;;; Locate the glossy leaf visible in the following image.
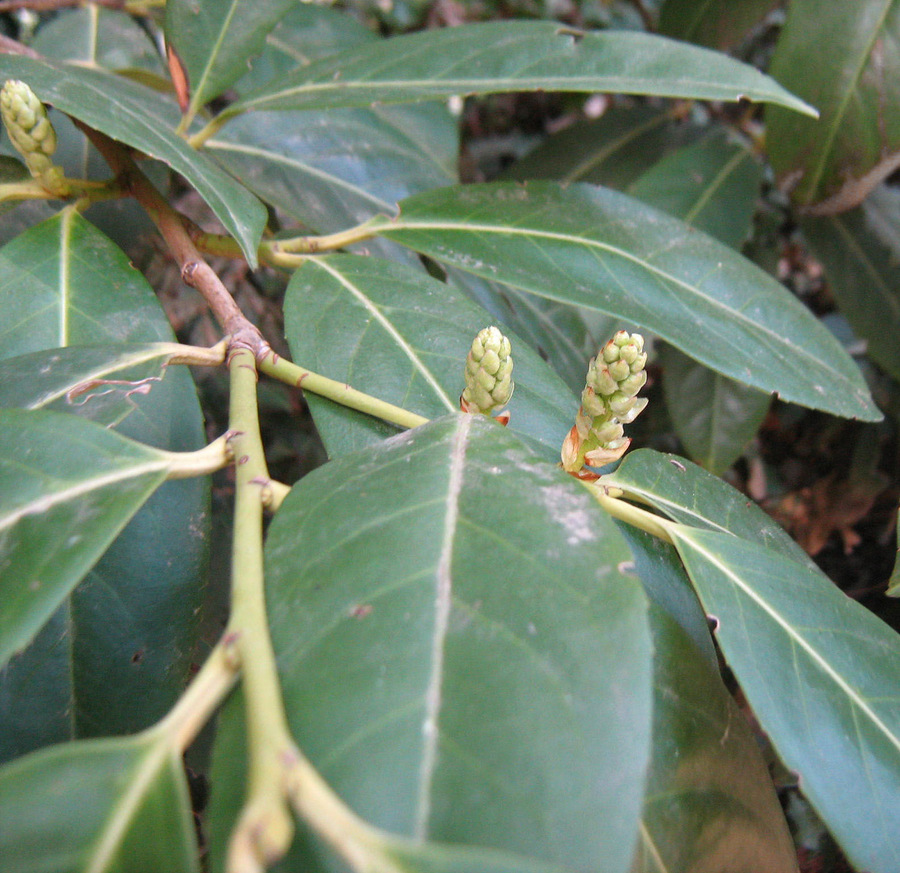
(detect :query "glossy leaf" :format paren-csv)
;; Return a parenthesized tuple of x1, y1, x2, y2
(372, 182, 879, 421)
(0, 212, 207, 748)
(508, 104, 703, 189)
(0, 410, 170, 668)
(603, 448, 814, 566)
(284, 254, 576, 458)
(165, 0, 296, 121)
(0, 54, 266, 263)
(0, 732, 198, 873)
(658, 0, 778, 50)
(802, 208, 900, 383)
(224, 21, 816, 118)
(670, 525, 900, 873)
(0, 343, 193, 427)
(767, 0, 900, 211)
(628, 134, 771, 472)
(212, 415, 652, 872)
(623, 529, 796, 873)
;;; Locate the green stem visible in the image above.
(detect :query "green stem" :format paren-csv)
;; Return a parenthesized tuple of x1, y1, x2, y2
(164, 433, 232, 479)
(587, 483, 676, 545)
(151, 641, 239, 752)
(258, 350, 429, 431)
(187, 113, 229, 149)
(263, 221, 378, 256)
(224, 348, 297, 869)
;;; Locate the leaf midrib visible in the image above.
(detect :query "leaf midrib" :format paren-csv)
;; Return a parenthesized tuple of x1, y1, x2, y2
(675, 529, 900, 756)
(382, 218, 853, 388)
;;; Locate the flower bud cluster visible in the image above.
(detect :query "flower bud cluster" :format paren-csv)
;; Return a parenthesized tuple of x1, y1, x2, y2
(562, 331, 648, 473)
(461, 326, 514, 416)
(0, 80, 68, 195)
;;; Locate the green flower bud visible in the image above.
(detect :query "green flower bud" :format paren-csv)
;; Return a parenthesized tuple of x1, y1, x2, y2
(561, 331, 648, 475)
(461, 326, 514, 417)
(1, 80, 67, 196)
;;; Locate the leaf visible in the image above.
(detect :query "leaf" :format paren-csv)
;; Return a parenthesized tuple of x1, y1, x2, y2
(657, 342, 771, 474)
(507, 104, 704, 189)
(0, 410, 171, 668)
(0, 732, 198, 873)
(205, 102, 456, 238)
(0, 212, 208, 747)
(223, 21, 816, 118)
(622, 528, 797, 873)
(371, 182, 880, 421)
(801, 208, 900, 383)
(626, 133, 771, 472)
(603, 448, 814, 566)
(0, 343, 193, 427)
(32, 6, 164, 74)
(766, 0, 900, 212)
(669, 525, 900, 873)
(210, 415, 653, 873)
(658, 0, 779, 50)
(0, 54, 266, 264)
(165, 0, 297, 123)
(283, 254, 576, 458)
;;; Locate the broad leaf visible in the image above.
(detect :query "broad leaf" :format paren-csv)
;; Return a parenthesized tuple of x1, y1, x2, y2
(223, 21, 815, 118)
(508, 104, 703, 189)
(0, 732, 198, 873)
(767, 0, 900, 211)
(210, 415, 652, 873)
(670, 525, 900, 873)
(284, 255, 576, 458)
(0, 213, 207, 748)
(623, 529, 797, 873)
(0, 343, 193, 427)
(0, 54, 266, 263)
(165, 0, 296, 123)
(371, 182, 879, 421)
(0, 410, 170, 668)
(658, 0, 778, 50)
(802, 208, 900, 383)
(628, 134, 771, 472)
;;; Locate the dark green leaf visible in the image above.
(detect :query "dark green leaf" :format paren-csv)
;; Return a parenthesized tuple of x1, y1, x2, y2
(0, 410, 170, 668)
(658, 343, 771, 474)
(658, 0, 778, 50)
(0, 213, 207, 748)
(284, 255, 576, 458)
(224, 21, 815, 118)
(0, 343, 192, 427)
(767, 0, 900, 211)
(33, 6, 164, 74)
(0, 733, 198, 873)
(802, 208, 900, 382)
(623, 529, 797, 873)
(507, 104, 703, 189)
(372, 182, 879, 421)
(0, 55, 266, 263)
(235, 415, 651, 872)
(165, 0, 297, 122)
(670, 525, 900, 873)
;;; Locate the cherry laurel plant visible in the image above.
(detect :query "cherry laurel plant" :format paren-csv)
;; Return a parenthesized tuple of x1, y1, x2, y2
(0, 3, 899, 873)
